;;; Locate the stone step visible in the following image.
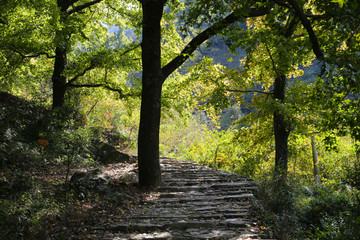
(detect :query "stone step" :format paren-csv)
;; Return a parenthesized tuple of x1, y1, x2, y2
(154, 193, 254, 204)
(108, 219, 249, 232)
(158, 185, 255, 192)
(158, 190, 251, 199)
(92, 229, 269, 240)
(126, 212, 250, 221)
(132, 205, 251, 213)
(139, 201, 252, 210)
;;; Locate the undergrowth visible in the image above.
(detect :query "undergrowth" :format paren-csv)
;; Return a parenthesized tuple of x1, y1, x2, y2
(0, 92, 139, 239)
(252, 173, 360, 240)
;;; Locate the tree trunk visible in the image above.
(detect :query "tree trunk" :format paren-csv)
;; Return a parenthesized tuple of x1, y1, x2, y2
(51, 1, 70, 109)
(311, 135, 321, 185)
(138, 83, 163, 189)
(273, 74, 290, 181)
(138, 0, 166, 189)
(51, 47, 67, 109)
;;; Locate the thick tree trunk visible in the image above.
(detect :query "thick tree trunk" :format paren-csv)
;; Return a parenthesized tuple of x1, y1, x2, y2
(273, 74, 290, 180)
(138, 0, 165, 189)
(138, 83, 163, 188)
(51, 47, 67, 109)
(51, 1, 70, 109)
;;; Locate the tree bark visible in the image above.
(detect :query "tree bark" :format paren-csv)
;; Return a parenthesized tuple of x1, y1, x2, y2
(52, 47, 67, 109)
(273, 74, 290, 180)
(51, 0, 70, 109)
(137, 0, 166, 189)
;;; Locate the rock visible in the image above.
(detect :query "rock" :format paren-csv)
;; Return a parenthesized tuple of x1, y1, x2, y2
(70, 169, 111, 197)
(118, 172, 137, 185)
(94, 141, 135, 164)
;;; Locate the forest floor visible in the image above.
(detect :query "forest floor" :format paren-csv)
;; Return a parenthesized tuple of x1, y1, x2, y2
(1, 153, 274, 239)
(1, 156, 275, 239)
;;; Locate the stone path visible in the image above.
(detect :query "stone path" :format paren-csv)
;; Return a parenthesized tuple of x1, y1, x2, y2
(89, 158, 273, 240)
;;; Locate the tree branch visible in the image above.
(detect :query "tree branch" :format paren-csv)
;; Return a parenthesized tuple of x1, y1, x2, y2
(67, 45, 140, 87)
(226, 89, 273, 95)
(17, 51, 55, 59)
(120, 43, 141, 56)
(265, 43, 281, 78)
(67, 68, 138, 99)
(278, 2, 357, 72)
(8, 46, 55, 59)
(103, 85, 133, 99)
(284, 16, 299, 38)
(286, 0, 324, 60)
(67, 0, 103, 15)
(66, 64, 96, 85)
(67, 83, 135, 99)
(68, 83, 103, 88)
(161, 5, 273, 81)
(305, 14, 331, 20)
(291, 34, 304, 39)
(87, 99, 98, 115)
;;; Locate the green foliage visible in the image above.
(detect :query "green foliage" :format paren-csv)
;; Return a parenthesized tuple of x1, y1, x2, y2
(252, 175, 299, 239)
(345, 163, 360, 189)
(298, 184, 360, 240)
(159, 106, 275, 178)
(83, 92, 140, 154)
(253, 177, 360, 240)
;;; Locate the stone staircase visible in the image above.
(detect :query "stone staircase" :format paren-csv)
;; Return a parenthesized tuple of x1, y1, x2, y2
(88, 158, 273, 240)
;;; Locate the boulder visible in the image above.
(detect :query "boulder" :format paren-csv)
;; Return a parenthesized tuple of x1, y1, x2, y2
(94, 141, 135, 164)
(70, 169, 110, 198)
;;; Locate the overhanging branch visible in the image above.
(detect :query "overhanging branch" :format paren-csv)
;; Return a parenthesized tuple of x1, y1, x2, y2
(103, 85, 133, 99)
(66, 44, 140, 92)
(120, 43, 141, 56)
(161, 4, 273, 82)
(68, 83, 103, 88)
(66, 64, 96, 85)
(68, 0, 103, 15)
(226, 89, 273, 95)
(282, 1, 358, 72)
(286, 0, 324, 60)
(67, 83, 134, 99)
(8, 46, 55, 59)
